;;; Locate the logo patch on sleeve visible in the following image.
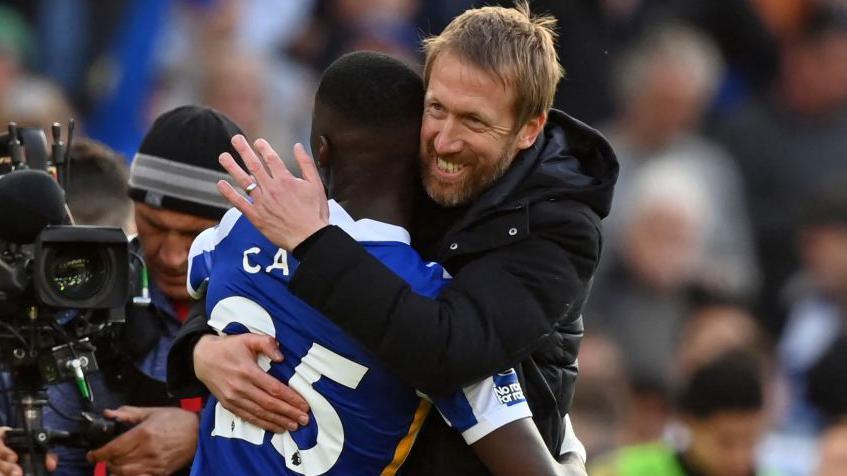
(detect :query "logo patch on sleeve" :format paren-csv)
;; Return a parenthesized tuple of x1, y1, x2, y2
(493, 369, 526, 406)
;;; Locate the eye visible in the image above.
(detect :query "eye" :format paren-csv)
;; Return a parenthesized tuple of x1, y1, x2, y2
(428, 101, 445, 114)
(465, 115, 487, 129)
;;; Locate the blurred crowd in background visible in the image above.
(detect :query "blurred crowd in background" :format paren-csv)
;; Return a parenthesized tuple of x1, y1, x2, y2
(1, 0, 847, 475)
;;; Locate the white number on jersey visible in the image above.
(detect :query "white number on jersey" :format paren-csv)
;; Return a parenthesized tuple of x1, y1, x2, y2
(207, 296, 369, 475)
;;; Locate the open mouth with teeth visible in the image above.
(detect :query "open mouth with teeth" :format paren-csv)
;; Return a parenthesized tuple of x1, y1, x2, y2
(436, 157, 466, 175)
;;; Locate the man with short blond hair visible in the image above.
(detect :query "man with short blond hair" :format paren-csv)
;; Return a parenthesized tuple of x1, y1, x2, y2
(422, 3, 563, 129)
(171, 3, 618, 473)
(417, 2, 565, 209)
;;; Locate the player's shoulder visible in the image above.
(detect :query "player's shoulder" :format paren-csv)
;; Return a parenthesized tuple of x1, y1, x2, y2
(375, 243, 451, 297)
(330, 200, 451, 294)
(191, 207, 244, 252)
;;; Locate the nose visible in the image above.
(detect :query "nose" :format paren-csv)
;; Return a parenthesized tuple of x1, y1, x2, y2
(433, 117, 463, 156)
(158, 232, 189, 271)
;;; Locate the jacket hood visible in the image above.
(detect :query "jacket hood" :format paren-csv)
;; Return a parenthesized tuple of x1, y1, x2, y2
(470, 109, 619, 219)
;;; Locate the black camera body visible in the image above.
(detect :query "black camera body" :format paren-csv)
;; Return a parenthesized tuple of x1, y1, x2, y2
(0, 122, 134, 476)
(0, 227, 130, 311)
(35, 226, 129, 309)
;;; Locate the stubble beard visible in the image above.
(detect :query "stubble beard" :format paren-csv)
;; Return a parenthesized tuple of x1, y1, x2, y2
(422, 141, 516, 208)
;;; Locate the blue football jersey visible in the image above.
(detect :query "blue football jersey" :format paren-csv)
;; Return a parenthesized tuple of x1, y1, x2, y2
(186, 201, 531, 476)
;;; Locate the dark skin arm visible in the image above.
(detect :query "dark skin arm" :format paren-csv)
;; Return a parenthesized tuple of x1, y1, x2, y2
(472, 419, 587, 476)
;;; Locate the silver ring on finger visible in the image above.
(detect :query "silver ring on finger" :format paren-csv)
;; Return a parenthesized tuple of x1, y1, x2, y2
(244, 182, 258, 195)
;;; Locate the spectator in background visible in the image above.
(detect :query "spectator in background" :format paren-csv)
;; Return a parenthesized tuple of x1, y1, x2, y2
(155, 0, 315, 68)
(590, 352, 769, 476)
(714, 4, 847, 332)
(0, 76, 74, 138)
(776, 175, 847, 435)
(586, 284, 770, 450)
(587, 159, 710, 386)
(603, 22, 758, 297)
(200, 53, 265, 142)
(195, 50, 313, 174)
(65, 138, 134, 233)
(585, 160, 711, 445)
(544, 294, 772, 467)
(674, 293, 767, 382)
(153, 2, 317, 171)
(286, 0, 422, 72)
(76, 0, 311, 159)
(154, 46, 314, 175)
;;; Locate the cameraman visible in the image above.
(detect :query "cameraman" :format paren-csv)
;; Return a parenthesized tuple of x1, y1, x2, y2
(0, 106, 279, 476)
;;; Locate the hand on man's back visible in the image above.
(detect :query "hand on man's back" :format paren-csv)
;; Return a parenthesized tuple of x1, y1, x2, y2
(194, 333, 311, 433)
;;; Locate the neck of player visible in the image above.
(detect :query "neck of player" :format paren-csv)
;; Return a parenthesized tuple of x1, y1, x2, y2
(331, 173, 418, 231)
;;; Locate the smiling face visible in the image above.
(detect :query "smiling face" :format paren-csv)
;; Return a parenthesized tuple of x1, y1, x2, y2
(420, 52, 545, 207)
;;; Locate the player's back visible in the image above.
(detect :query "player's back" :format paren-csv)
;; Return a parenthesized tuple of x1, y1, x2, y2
(187, 202, 449, 475)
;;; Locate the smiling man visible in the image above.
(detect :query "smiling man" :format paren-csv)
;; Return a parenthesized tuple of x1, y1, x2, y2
(170, 3, 618, 474)
(420, 42, 548, 208)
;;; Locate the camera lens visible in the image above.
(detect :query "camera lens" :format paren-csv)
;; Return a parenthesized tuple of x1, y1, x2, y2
(34, 226, 129, 308)
(44, 245, 110, 301)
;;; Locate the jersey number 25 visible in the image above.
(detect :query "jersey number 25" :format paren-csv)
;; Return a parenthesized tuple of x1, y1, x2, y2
(208, 296, 369, 475)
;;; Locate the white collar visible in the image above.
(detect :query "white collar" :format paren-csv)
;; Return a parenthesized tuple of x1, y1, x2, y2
(328, 199, 411, 244)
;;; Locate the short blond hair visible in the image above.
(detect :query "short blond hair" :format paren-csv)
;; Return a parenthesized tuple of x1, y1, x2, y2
(423, 1, 564, 128)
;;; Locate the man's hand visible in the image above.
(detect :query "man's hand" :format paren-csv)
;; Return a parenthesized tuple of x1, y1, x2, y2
(194, 334, 310, 433)
(87, 407, 197, 476)
(0, 428, 20, 476)
(217, 135, 329, 251)
(0, 427, 58, 476)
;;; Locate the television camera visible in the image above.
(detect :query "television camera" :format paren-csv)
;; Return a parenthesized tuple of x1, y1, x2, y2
(0, 122, 141, 476)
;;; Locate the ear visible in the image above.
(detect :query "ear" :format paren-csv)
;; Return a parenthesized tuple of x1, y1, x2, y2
(515, 112, 547, 151)
(315, 135, 332, 189)
(317, 135, 331, 168)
